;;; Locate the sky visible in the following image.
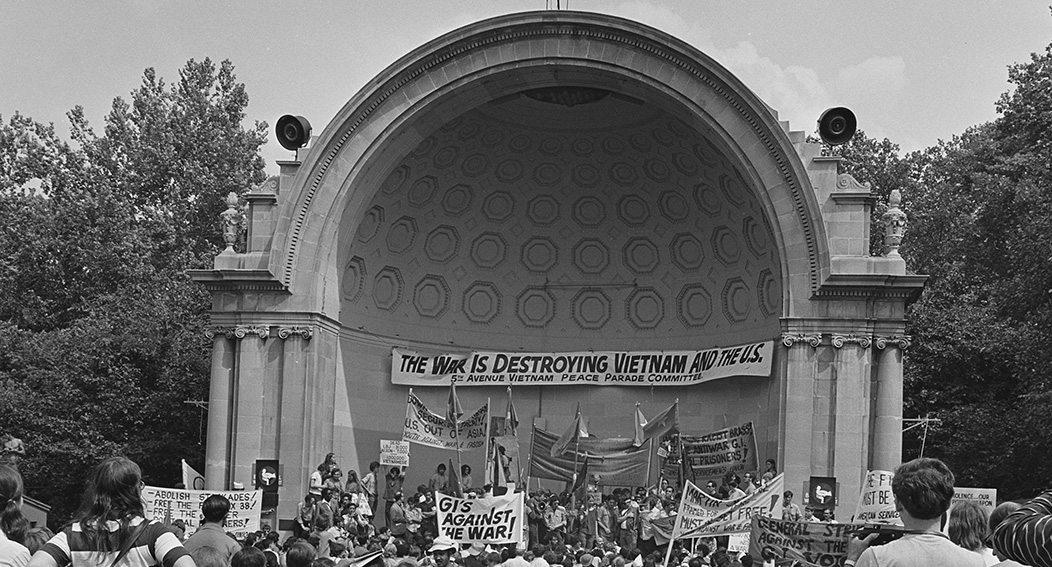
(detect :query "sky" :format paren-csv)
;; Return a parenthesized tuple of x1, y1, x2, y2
(2, 1, 1049, 174)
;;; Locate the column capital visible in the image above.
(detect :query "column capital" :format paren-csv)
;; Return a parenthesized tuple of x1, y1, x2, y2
(874, 335, 912, 350)
(781, 333, 822, 348)
(830, 334, 872, 349)
(277, 326, 314, 340)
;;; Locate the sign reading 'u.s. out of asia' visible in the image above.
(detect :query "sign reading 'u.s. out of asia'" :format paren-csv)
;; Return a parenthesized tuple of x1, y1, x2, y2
(391, 341, 773, 387)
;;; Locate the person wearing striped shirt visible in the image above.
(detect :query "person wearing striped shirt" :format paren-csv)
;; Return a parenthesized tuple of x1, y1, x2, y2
(992, 489, 1052, 567)
(28, 457, 194, 567)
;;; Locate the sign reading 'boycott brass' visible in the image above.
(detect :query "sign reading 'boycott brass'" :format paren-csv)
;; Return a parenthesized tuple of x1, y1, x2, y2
(391, 342, 773, 387)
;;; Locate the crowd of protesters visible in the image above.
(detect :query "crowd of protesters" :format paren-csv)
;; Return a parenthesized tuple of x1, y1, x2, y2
(6, 456, 1052, 567)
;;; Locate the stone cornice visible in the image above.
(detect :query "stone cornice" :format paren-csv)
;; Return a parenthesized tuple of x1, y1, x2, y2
(830, 334, 872, 349)
(187, 268, 289, 293)
(814, 273, 927, 302)
(781, 333, 822, 348)
(780, 332, 911, 350)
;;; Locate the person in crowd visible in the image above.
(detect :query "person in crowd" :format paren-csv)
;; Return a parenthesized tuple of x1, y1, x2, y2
(782, 491, 801, 522)
(615, 489, 638, 551)
(595, 494, 612, 545)
(428, 466, 447, 496)
(948, 501, 996, 565)
(23, 529, 54, 556)
(189, 547, 227, 567)
(325, 470, 344, 497)
(801, 507, 819, 522)
(311, 463, 328, 498)
(741, 473, 758, 496)
(847, 457, 984, 567)
(427, 536, 456, 567)
(502, 547, 530, 567)
(0, 464, 30, 567)
(232, 548, 267, 567)
(703, 482, 718, 498)
(298, 494, 320, 538)
(545, 496, 568, 544)
(346, 471, 362, 496)
(725, 479, 745, 501)
(288, 542, 318, 567)
(28, 456, 194, 567)
(987, 502, 1025, 567)
(362, 462, 381, 525)
(460, 466, 472, 493)
(314, 514, 341, 558)
(316, 489, 336, 532)
(183, 494, 241, 559)
(820, 508, 837, 524)
(384, 467, 406, 529)
(389, 493, 408, 539)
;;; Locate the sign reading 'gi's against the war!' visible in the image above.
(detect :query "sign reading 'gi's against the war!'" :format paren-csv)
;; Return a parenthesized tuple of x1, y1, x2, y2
(391, 341, 772, 387)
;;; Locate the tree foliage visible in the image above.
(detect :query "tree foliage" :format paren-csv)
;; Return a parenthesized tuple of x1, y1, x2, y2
(0, 58, 266, 526)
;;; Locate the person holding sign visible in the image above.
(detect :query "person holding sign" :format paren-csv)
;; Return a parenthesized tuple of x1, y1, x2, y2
(845, 458, 984, 567)
(29, 457, 195, 567)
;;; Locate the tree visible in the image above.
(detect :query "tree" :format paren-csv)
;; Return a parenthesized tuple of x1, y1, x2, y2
(0, 58, 266, 526)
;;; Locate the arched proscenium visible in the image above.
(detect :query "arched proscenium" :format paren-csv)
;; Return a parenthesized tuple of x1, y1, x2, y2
(267, 12, 828, 317)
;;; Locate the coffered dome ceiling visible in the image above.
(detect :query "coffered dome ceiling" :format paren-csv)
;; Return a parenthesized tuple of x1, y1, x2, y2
(338, 88, 782, 350)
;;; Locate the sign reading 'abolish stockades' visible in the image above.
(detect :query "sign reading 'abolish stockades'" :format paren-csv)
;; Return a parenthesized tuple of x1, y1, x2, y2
(680, 421, 758, 481)
(749, 516, 868, 567)
(402, 391, 487, 451)
(391, 342, 772, 387)
(143, 486, 261, 539)
(436, 491, 524, 544)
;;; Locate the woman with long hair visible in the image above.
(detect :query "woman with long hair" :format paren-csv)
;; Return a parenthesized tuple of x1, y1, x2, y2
(28, 456, 194, 567)
(948, 500, 997, 566)
(0, 464, 31, 567)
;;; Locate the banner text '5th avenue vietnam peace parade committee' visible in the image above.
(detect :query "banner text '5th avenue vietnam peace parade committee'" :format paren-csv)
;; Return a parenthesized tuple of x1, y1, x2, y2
(391, 341, 772, 387)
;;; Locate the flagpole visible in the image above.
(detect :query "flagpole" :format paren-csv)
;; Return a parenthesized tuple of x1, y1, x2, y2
(663, 482, 689, 567)
(483, 397, 492, 493)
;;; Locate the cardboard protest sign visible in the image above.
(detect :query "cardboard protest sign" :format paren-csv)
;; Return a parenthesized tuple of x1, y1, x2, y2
(142, 486, 261, 539)
(653, 474, 784, 543)
(392, 342, 773, 387)
(380, 440, 410, 467)
(952, 487, 997, 509)
(680, 422, 758, 482)
(402, 391, 488, 450)
(435, 491, 524, 544)
(853, 470, 901, 524)
(749, 516, 868, 567)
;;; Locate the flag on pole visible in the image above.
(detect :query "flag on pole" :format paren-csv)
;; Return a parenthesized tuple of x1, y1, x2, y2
(181, 459, 204, 490)
(642, 400, 679, 440)
(505, 387, 519, 434)
(447, 381, 464, 425)
(447, 458, 464, 498)
(633, 403, 647, 447)
(492, 443, 509, 495)
(550, 403, 589, 458)
(571, 457, 590, 505)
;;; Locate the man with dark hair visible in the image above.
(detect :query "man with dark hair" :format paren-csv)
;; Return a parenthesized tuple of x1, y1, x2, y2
(287, 541, 318, 567)
(183, 494, 242, 558)
(846, 458, 983, 567)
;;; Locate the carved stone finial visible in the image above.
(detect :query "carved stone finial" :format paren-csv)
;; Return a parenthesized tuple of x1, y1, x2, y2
(220, 192, 243, 253)
(882, 189, 907, 257)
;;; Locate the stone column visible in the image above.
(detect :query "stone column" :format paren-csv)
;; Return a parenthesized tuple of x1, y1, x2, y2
(831, 335, 874, 514)
(230, 325, 271, 490)
(780, 333, 821, 496)
(872, 336, 909, 471)
(205, 329, 235, 490)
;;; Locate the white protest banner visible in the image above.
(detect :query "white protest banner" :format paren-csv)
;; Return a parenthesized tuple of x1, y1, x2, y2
(403, 391, 487, 450)
(392, 342, 773, 387)
(655, 474, 784, 543)
(749, 516, 868, 567)
(853, 470, 901, 524)
(142, 486, 261, 539)
(381, 440, 410, 467)
(435, 491, 524, 544)
(953, 487, 997, 509)
(680, 422, 759, 481)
